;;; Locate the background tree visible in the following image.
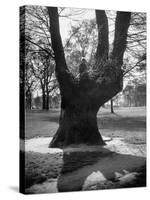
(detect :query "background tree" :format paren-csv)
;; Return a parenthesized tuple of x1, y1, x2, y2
(25, 61, 35, 110)
(24, 6, 58, 110)
(34, 94, 42, 109)
(47, 7, 131, 147)
(65, 19, 97, 73)
(123, 77, 146, 107)
(109, 12, 146, 113)
(31, 51, 57, 109)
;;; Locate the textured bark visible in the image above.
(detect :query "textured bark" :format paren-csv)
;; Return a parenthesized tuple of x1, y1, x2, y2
(95, 10, 109, 65)
(47, 7, 131, 147)
(111, 11, 131, 66)
(50, 105, 105, 147)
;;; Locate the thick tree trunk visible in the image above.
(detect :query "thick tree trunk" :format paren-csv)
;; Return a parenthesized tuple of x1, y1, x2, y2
(47, 7, 131, 148)
(49, 74, 121, 148)
(50, 100, 105, 148)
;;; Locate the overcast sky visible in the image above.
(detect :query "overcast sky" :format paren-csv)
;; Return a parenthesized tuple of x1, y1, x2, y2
(59, 8, 115, 45)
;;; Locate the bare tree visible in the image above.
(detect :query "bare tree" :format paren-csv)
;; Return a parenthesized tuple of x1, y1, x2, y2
(31, 52, 57, 110)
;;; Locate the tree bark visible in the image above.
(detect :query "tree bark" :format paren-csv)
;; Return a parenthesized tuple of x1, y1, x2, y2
(47, 7, 131, 148)
(95, 10, 109, 65)
(111, 11, 131, 66)
(50, 90, 105, 147)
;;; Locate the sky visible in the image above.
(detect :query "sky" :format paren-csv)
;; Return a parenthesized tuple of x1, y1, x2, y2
(59, 8, 95, 40)
(59, 8, 115, 46)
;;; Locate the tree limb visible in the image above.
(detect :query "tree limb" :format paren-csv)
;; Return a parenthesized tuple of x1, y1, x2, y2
(123, 58, 145, 76)
(111, 11, 131, 66)
(47, 7, 75, 98)
(47, 7, 68, 73)
(25, 37, 54, 58)
(95, 10, 109, 65)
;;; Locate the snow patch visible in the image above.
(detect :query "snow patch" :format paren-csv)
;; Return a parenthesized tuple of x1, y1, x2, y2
(23, 136, 146, 157)
(25, 137, 62, 154)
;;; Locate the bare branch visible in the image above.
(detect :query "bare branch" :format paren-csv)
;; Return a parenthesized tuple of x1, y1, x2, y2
(95, 10, 109, 64)
(47, 7, 75, 96)
(123, 58, 145, 76)
(64, 25, 81, 49)
(25, 37, 54, 58)
(111, 11, 131, 66)
(47, 7, 68, 72)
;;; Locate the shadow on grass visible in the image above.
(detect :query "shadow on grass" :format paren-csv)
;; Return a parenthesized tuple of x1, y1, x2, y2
(23, 151, 63, 189)
(22, 146, 146, 194)
(57, 148, 146, 192)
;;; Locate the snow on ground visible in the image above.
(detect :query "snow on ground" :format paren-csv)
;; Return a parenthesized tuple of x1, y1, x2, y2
(25, 137, 62, 154)
(24, 136, 146, 157)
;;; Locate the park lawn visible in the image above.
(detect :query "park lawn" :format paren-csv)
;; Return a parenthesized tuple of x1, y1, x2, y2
(24, 106, 146, 192)
(25, 109, 59, 139)
(98, 106, 146, 144)
(25, 107, 146, 144)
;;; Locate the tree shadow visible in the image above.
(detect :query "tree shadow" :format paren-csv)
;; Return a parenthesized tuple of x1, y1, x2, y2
(57, 147, 146, 192)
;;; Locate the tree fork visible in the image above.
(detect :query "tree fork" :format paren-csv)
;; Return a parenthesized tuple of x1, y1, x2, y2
(48, 7, 131, 148)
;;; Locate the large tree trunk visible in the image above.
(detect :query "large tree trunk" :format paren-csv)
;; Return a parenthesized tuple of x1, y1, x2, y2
(50, 108, 104, 147)
(49, 71, 121, 147)
(50, 95, 105, 147)
(47, 7, 131, 148)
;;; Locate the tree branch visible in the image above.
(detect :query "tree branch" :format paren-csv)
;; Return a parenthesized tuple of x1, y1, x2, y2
(47, 7, 68, 73)
(111, 11, 131, 66)
(64, 25, 82, 49)
(25, 37, 54, 58)
(123, 58, 145, 76)
(95, 10, 109, 65)
(47, 7, 76, 98)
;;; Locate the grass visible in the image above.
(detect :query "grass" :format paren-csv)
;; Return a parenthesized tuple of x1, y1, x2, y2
(24, 151, 63, 188)
(25, 109, 59, 139)
(24, 106, 146, 191)
(25, 107, 146, 144)
(98, 107, 146, 144)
